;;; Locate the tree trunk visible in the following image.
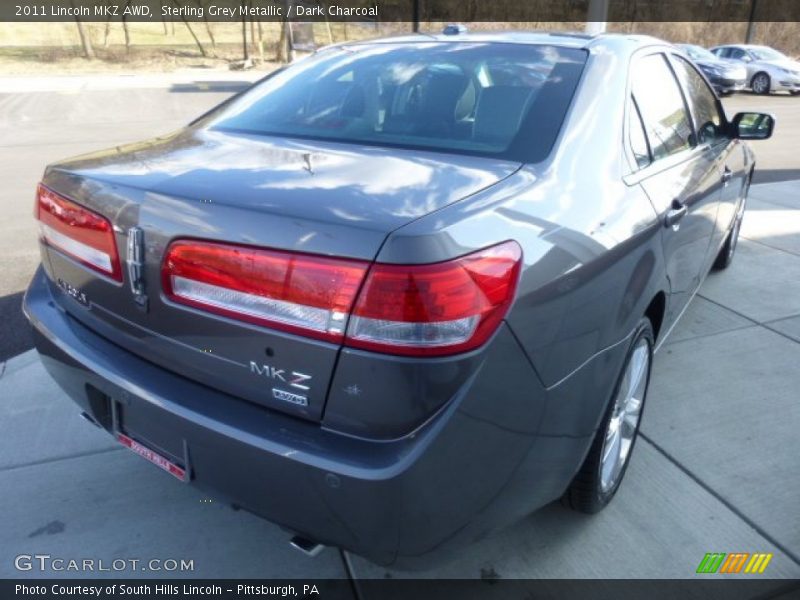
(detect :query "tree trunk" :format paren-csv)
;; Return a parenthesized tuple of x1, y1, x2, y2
(256, 19, 264, 62)
(250, 17, 256, 59)
(122, 20, 131, 53)
(69, 0, 94, 59)
(160, 1, 169, 35)
(205, 20, 217, 52)
(122, 0, 133, 54)
(74, 19, 95, 59)
(196, 0, 216, 51)
(276, 18, 287, 63)
(170, 0, 207, 57)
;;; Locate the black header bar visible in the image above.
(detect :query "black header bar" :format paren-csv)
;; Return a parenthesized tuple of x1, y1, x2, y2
(3, 0, 800, 23)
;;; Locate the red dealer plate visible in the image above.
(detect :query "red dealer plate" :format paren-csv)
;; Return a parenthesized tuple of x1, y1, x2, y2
(117, 433, 187, 481)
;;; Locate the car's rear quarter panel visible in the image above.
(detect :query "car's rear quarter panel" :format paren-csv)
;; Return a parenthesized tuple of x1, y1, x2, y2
(378, 42, 668, 438)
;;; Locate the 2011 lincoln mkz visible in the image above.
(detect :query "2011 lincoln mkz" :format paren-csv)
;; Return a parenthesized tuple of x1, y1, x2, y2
(24, 32, 774, 567)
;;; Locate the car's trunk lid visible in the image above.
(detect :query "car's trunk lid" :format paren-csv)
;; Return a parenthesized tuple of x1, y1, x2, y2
(40, 128, 520, 422)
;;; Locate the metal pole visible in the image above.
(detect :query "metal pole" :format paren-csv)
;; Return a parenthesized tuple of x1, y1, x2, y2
(585, 0, 609, 34)
(241, 0, 249, 61)
(412, 0, 420, 33)
(745, 0, 758, 43)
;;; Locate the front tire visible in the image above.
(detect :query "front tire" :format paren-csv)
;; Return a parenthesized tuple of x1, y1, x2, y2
(751, 72, 771, 95)
(562, 318, 654, 514)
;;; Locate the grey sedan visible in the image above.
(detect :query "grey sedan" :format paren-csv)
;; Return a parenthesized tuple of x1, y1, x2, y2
(711, 43, 800, 95)
(24, 32, 773, 567)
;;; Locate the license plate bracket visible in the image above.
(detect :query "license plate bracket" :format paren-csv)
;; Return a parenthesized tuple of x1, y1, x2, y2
(108, 392, 190, 483)
(117, 432, 188, 482)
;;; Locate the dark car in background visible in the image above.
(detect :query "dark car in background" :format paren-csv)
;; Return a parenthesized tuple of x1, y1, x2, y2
(678, 43, 747, 95)
(24, 32, 774, 567)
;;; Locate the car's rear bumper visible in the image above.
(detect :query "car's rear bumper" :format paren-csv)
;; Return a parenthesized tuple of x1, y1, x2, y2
(24, 266, 596, 567)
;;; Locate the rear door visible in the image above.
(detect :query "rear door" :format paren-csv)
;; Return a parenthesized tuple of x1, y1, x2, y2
(726, 47, 758, 82)
(625, 51, 723, 326)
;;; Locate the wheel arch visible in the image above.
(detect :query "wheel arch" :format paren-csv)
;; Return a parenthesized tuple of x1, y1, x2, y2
(751, 70, 770, 88)
(644, 291, 666, 343)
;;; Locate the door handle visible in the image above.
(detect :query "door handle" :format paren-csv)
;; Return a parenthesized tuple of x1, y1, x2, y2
(722, 166, 733, 185)
(664, 199, 688, 229)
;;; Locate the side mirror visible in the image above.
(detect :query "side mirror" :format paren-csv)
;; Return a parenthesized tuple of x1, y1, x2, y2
(731, 112, 775, 140)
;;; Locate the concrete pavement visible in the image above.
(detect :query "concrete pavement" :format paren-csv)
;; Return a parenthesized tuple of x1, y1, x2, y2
(0, 74, 258, 361)
(1, 180, 799, 585)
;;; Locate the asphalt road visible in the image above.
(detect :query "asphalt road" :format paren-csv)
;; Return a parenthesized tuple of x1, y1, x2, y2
(0, 75, 255, 361)
(0, 77, 799, 361)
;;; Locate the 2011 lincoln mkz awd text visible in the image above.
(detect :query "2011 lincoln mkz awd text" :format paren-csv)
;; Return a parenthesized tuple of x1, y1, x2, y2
(23, 32, 774, 567)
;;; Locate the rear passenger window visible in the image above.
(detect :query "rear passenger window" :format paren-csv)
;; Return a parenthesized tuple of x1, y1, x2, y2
(631, 54, 693, 161)
(670, 56, 726, 145)
(628, 97, 651, 168)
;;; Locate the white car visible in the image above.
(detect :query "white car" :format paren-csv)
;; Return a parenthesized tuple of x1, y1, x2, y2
(710, 44, 800, 95)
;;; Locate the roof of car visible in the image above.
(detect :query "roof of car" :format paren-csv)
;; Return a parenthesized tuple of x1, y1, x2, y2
(342, 31, 667, 53)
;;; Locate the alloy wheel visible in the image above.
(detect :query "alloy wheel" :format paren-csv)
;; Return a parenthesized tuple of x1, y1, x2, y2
(598, 337, 650, 494)
(752, 73, 770, 95)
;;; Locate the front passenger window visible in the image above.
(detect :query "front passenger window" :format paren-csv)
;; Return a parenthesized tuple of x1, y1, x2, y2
(670, 56, 726, 146)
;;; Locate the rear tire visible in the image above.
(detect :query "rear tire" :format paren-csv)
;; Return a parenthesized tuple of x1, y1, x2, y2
(562, 318, 654, 514)
(751, 72, 771, 95)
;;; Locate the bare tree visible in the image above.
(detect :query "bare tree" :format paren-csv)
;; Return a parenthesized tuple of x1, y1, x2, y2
(160, 0, 169, 36)
(122, 0, 133, 54)
(256, 19, 265, 62)
(102, 0, 112, 47)
(70, 4, 95, 58)
(276, 18, 288, 63)
(195, 0, 217, 52)
(170, 0, 208, 57)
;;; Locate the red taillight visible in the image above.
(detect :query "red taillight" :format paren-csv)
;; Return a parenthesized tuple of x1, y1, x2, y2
(36, 184, 122, 281)
(346, 241, 522, 356)
(162, 240, 370, 343)
(161, 239, 521, 356)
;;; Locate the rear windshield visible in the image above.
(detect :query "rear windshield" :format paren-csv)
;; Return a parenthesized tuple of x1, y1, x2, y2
(207, 42, 588, 163)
